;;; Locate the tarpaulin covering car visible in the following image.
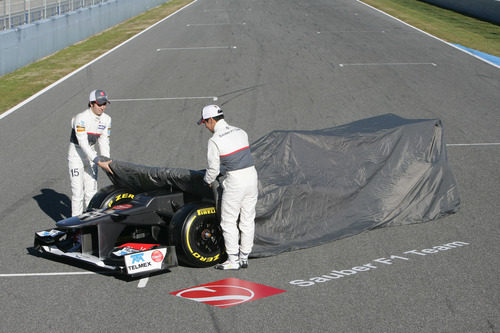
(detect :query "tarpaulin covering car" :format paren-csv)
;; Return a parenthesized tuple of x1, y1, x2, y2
(250, 114, 460, 257)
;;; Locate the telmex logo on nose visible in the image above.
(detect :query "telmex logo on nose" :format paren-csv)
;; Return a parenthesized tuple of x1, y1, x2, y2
(171, 278, 286, 308)
(130, 253, 144, 264)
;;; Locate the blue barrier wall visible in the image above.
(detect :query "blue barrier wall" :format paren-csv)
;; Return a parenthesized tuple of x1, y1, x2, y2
(419, 0, 500, 25)
(0, 0, 170, 76)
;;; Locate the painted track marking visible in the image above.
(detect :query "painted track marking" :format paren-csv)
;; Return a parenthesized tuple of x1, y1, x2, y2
(138, 277, 149, 288)
(157, 46, 237, 51)
(357, 0, 500, 69)
(447, 143, 500, 147)
(186, 23, 246, 26)
(1, 271, 151, 288)
(0, 272, 98, 277)
(339, 62, 437, 67)
(317, 30, 387, 33)
(110, 96, 218, 102)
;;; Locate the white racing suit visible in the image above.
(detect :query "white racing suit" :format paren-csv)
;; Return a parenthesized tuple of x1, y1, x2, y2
(204, 119, 258, 259)
(68, 109, 111, 216)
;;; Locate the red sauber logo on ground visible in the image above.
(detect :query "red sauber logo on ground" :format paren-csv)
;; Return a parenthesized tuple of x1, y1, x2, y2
(171, 278, 286, 308)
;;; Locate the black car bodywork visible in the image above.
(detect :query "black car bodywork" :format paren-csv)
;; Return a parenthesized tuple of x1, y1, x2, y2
(34, 164, 225, 277)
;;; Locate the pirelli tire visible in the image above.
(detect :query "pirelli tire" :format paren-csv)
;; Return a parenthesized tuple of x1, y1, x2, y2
(86, 185, 136, 210)
(170, 203, 226, 268)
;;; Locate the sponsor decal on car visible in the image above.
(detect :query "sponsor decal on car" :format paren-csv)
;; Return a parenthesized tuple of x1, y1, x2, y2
(171, 278, 286, 308)
(112, 204, 133, 210)
(36, 229, 65, 237)
(191, 252, 220, 262)
(151, 250, 164, 263)
(114, 244, 161, 257)
(124, 248, 167, 274)
(119, 243, 159, 251)
(112, 247, 139, 257)
(106, 193, 135, 207)
(79, 210, 108, 220)
(197, 207, 216, 215)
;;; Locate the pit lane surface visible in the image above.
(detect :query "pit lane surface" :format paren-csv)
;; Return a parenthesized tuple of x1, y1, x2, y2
(1, 0, 499, 332)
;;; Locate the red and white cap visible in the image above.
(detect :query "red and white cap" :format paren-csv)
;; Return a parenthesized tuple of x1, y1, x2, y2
(89, 89, 110, 105)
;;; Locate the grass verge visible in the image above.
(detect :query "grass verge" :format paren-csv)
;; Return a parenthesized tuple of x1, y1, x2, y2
(0, 0, 194, 115)
(362, 0, 500, 56)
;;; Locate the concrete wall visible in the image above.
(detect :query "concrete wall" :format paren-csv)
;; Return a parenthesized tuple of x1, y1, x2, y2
(0, 0, 170, 76)
(419, 0, 500, 26)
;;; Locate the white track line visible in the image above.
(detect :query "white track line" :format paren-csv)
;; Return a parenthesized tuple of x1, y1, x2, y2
(447, 143, 500, 147)
(317, 30, 387, 33)
(357, 0, 500, 69)
(202, 9, 252, 12)
(0, 0, 199, 121)
(137, 277, 149, 288)
(0, 272, 98, 277)
(2, 271, 151, 288)
(186, 23, 246, 26)
(110, 96, 218, 102)
(339, 62, 437, 67)
(156, 46, 237, 51)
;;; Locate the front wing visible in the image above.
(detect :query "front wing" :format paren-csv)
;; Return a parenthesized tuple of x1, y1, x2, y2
(34, 229, 178, 277)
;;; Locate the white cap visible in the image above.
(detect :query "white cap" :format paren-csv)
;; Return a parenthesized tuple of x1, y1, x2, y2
(197, 105, 223, 125)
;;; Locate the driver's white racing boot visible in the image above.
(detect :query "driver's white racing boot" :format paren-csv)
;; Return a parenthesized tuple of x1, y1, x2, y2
(239, 252, 249, 269)
(215, 255, 240, 270)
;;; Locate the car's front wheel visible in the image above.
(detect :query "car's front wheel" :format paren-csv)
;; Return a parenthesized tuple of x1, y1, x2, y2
(86, 185, 136, 210)
(169, 203, 226, 267)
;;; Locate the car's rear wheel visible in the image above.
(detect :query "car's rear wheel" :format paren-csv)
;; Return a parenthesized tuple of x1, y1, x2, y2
(169, 203, 225, 267)
(87, 185, 136, 210)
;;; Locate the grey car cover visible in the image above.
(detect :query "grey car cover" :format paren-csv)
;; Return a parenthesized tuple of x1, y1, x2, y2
(250, 114, 460, 257)
(105, 114, 460, 258)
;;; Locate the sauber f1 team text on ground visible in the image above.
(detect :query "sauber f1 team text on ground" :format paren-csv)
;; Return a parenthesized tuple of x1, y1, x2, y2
(289, 241, 469, 287)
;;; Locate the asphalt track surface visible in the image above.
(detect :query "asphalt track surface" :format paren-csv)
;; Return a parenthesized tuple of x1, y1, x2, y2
(1, 0, 499, 332)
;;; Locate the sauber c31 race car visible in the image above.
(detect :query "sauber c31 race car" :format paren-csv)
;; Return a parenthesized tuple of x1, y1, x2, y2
(34, 161, 226, 277)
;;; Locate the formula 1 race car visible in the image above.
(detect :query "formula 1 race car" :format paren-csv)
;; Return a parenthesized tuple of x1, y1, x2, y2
(33, 161, 225, 277)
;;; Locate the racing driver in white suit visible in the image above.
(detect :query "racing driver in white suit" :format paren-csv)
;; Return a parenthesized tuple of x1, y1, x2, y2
(198, 105, 258, 270)
(68, 90, 113, 216)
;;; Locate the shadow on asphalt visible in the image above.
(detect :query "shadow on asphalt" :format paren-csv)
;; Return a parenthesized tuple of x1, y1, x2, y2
(32, 188, 71, 221)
